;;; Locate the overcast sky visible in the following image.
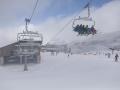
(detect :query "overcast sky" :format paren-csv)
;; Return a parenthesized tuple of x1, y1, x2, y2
(0, 0, 111, 27)
(0, 0, 119, 46)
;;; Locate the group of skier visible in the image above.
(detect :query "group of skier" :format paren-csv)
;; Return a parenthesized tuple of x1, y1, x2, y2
(73, 24, 96, 35)
(106, 52, 119, 62)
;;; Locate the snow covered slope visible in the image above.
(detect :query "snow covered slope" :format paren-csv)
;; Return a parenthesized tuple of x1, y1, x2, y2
(0, 52, 120, 90)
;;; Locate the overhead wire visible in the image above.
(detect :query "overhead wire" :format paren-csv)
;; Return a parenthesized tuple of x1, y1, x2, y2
(47, 17, 74, 44)
(29, 0, 39, 22)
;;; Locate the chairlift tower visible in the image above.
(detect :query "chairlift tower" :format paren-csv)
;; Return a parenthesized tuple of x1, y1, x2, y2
(17, 18, 43, 71)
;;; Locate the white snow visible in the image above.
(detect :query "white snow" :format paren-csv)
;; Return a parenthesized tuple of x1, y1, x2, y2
(0, 52, 120, 90)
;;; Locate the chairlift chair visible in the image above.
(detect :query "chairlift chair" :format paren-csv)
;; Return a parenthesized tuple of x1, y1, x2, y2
(72, 1, 97, 36)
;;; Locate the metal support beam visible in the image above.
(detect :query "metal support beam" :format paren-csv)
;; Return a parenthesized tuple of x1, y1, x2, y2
(24, 55, 28, 71)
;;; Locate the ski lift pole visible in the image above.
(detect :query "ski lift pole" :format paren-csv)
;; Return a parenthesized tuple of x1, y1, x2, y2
(24, 55, 28, 71)
(23, 49, 28, 71)
(88, 2, 90, 17)
(25, 18, 30, 32)
(23, 18, 30, 71)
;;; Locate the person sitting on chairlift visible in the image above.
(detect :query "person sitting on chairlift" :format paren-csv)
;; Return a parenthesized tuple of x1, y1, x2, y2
(78, 24, 83, 34)
(90, 25, 96, 35)
(85, 25, 88, 34)
(74, 25, 79, 32)
(81, 25, 85, 34)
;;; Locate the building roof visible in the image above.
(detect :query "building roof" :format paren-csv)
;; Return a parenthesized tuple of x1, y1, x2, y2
(0, 42, 18, 57)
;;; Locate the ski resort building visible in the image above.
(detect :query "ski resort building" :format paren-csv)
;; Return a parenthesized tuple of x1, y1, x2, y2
(0, 41, 42, 65)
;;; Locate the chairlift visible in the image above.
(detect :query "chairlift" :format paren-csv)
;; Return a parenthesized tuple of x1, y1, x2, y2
(72, 2, 97, 35)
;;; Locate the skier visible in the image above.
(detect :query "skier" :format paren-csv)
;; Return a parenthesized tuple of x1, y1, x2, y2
(108, 53, 111, 58)
(115, 54, 119, 62)
(67, 48, 71, 57)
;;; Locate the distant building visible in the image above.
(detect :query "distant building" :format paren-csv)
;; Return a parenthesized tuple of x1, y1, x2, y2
(0, 41, 41, 65)
(41, 44, 68, 53)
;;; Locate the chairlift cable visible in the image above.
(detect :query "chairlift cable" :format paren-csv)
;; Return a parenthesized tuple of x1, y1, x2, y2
(30, 0, 39, 22)
(47, 12, 81, 44)
(48, 18, 74, 44)
(24, 0, 39, 32)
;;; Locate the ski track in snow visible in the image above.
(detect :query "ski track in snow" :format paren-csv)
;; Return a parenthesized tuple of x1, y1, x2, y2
(0, 52, 120, 90)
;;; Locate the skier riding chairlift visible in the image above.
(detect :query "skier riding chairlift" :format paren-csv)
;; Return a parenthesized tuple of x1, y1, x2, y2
(72, 1, 97, 36)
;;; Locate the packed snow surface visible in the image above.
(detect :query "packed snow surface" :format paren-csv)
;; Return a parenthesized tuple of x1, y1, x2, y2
(0, 52, 120, 90)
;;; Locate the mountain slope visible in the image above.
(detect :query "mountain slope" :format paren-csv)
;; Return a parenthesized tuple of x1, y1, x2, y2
(69, 31, 120, 53)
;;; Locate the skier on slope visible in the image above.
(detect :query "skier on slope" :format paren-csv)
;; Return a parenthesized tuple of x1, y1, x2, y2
(115, 54, 119, 62)
(108, 53, 111, 58)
